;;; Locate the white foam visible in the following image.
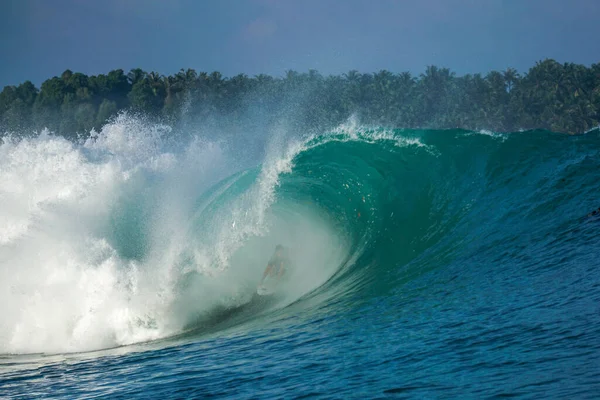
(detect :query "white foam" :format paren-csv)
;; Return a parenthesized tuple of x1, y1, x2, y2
(0, 114, 249, 354)
(206, 130, 306, 271)
(1, 114, 401, 355)
(311, 116, 432, 150)
(460, 128, 508, 141)
(1, 106, 344, 354)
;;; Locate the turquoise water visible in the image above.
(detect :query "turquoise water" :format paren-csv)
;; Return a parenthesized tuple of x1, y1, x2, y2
(1, 120, 599, 398)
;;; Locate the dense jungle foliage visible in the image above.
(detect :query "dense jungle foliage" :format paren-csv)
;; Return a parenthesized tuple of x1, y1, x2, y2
(1, 59, 599, 137)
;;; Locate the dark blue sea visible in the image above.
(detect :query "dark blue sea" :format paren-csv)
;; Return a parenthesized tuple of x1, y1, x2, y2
(1, 119, 599, 398)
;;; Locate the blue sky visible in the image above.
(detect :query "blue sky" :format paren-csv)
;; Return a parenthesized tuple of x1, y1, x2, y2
(1, 0, 599, 88)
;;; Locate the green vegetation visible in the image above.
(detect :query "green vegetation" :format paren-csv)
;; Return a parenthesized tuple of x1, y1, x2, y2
(1, 59, 599, 138)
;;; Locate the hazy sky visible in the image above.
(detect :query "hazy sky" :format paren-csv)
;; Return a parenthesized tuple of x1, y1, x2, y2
(1, 0, 598, 87)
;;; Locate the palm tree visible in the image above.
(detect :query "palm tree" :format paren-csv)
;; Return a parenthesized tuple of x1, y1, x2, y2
(127, 68, 146, 86)
(503, 68, 519, 93)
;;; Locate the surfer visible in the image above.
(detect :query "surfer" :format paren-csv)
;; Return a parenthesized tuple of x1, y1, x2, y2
(259, 244, 289, 287)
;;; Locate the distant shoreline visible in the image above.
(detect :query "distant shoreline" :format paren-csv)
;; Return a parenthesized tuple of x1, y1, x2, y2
(1, 59, 598, 137)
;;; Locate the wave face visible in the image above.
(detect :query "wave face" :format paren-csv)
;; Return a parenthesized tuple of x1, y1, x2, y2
(1, 117, 599, 397)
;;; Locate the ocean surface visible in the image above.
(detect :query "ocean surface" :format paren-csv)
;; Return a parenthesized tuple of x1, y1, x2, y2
(1, 116, 599, 399)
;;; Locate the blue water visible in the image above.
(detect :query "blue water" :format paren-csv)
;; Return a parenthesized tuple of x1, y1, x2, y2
(1, 123, 599, 398)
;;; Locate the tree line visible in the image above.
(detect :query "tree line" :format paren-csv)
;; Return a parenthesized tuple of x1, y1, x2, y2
(0, 58, 598, 138)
